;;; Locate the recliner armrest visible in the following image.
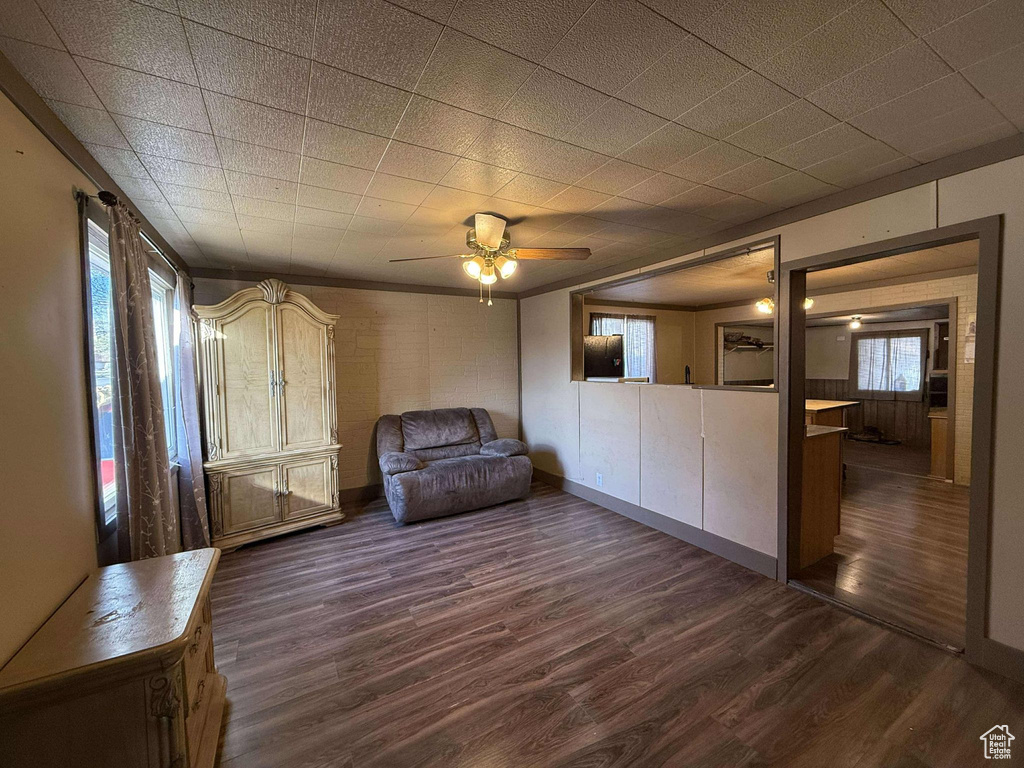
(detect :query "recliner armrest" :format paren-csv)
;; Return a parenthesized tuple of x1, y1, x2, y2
(480, 438, 528, 457)
(379, 452, 424, 475)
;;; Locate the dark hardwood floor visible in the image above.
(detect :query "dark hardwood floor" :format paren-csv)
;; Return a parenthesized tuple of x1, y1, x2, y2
(844, 440, 932, 478)
(211, 482, 1019, 768)
(794, 464, 969, 649)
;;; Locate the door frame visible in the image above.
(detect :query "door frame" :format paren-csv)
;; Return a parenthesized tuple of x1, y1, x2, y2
(777, 215, 1002, 670)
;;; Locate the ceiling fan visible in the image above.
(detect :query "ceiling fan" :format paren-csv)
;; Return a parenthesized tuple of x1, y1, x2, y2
(389, 213, 590, 305)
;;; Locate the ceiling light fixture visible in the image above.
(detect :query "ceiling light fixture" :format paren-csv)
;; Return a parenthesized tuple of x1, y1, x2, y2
(849, 315, 862, 329)
(803, 297, 814, 310)
(755, 297, 775, 315)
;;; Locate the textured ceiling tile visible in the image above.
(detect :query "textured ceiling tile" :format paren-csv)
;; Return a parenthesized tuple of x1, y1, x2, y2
(534, 140, 608, 184)
(185, 21, 309, 113)
(308, 63, 410, 137)
(743, 171, 840, 207)
(726, 99, 836, 156)
(364, 173, 435, 205)
(215, 137, 300, 181)
(313, 0, 442, 90)
(84, 143, 149, 177)
(299, 157, 374, 194)
(576, 160, 657, 195)
(134, 198, 177, 220)
(588, 196, 655, 227)
(638, 0, 732, 31)
(296, 184, 362, 214)
(660, 183, 733, 213)
(205, 91, 305, 152)
(501, 68, 608, 137)
(924, 0, 1024, 69)
(617, 121, 717, 171)
(698, 193, 775, 222)
(356, 197, 417, 223)
(708, 157, 791, 193)
(416, 28, 536, 115)
(77, 58, 211, 131)
(293, 222, 345, 244)
(231, 196, 295, 221)
(562, 98, 667, 156)
(0, 38, 101, 107)
(543, 185, 613, 213)
(392, 96, 492, 154)
(420, 185, 489, 212)
(758, 0, 914, 96)
(224, 170, 297, 203)
(177, 0, 317, 56)
(449, 0, 592, 62)
(552, 215, 612, 236)
(911, 121, 1018, 163)
(768, 123, 872, 169)
(295, 206, 353, 230)
(544, 0, 688, 93)
(663, 141, 756, 182)
(833, 155, 917, 187)
(963, 43, 1024, 124)
(621, 173, 696, 205)
(44, 100, 130, 148)
(302, 119, 390, 170)
(694, 0, 856, 68)
(172, 203, 238, 227)
(885, 101, 1011, 156)
(883, 0, 989, 35)
(807, 40, 952, 121)
(493, 173, 567, 205)
(848, 74, 983, 139)
(616, 34, 747, 120)
(439, 158, 519, 195)
(676, 72, 796, 139)
(111, 174, 164, 201)
(0, 1, 63, 47)
(376, 141, 460, 182)
(349, 215, 407, 235)
(158, 181, 234, 212)
(240, 230, 292, 257)
(236, 215, 292, 235)
(113, 114, 220, 165)
(387, 0, 458, 23)
(139, 152, 227, 191)
(38, 0, 197, 84)
(803, 139, 905, 185)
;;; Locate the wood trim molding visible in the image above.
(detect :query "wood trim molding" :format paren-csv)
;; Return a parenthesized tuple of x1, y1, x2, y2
(532, 466, 778, 579)
(192, 268, 518, 300)
(582, 298, 699, 313)
(518, 134, 1024, 300)
(0, 51, 190, 276)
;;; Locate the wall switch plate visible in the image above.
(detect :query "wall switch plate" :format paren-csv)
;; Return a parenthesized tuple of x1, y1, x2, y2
(596, 472, 603, 487)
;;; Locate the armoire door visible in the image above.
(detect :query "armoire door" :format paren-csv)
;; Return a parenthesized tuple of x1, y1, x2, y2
(214, 304, 279, 460)
(276, 304, 330, 452)
(216, 465, 280, 535)
(280, 455, 335, 519)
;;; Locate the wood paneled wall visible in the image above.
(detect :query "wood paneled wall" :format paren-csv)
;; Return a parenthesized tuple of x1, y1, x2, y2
(806, 379, 930, 448)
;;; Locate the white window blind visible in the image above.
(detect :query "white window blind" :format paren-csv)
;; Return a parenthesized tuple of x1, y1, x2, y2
(590, 313, 656, 382)
(852, 331, 926, 400)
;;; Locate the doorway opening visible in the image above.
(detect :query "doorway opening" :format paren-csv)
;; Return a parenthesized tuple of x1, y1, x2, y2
(778, 219, 999, 660)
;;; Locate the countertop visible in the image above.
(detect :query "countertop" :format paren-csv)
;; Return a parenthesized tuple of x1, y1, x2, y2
(805, 399, 860, 412)
(805, 425, 850, 439)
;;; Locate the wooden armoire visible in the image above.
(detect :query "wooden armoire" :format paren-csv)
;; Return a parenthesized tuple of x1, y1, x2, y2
(195, 278, 343, 550)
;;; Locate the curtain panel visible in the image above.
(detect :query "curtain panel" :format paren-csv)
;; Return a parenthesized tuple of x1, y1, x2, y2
(107, 202, 179, 560)
(849, 329, 928, 402)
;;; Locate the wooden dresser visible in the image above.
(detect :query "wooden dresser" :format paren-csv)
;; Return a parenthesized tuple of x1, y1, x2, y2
(0, 549, 225, 768)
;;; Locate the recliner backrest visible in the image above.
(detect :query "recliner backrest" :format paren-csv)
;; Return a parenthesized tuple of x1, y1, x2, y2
(375, 407, 499, 463)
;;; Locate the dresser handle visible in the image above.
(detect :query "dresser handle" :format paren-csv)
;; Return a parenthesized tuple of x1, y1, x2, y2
(191, 679, 206, 713)
(188, 625, 203, 657)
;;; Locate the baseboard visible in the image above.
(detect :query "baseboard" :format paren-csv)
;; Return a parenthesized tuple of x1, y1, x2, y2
(338, 484, 383, 504)
(976, 637, 1024, 685)
(532, 467, 778, 579)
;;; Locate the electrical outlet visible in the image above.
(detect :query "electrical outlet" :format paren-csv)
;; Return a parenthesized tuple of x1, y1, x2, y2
(596, 472, 603, 487)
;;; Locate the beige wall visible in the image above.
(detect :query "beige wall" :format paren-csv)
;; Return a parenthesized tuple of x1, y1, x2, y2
(0, 93, 98, 664)
(194, 279, 519, 490)
(584, 304, 695, 384)
(693, 305, 769, 385)
(521, 163, 1024, 652)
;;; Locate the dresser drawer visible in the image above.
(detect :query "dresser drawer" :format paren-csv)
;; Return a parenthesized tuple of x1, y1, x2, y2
(183, 600, 213, 710)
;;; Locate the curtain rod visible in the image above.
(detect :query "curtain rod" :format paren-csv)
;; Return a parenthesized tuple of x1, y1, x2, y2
(88, 190, 182, 277)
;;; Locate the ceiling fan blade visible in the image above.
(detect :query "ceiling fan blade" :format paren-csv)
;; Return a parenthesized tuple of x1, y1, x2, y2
(388, 254, 467, 263)
(474, 212, 506, 249)
(511, 248, 591, 260)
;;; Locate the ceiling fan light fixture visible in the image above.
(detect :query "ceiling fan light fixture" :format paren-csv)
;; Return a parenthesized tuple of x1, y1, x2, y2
(462, 254, 485, 279)
(495, 254, 517, 279)
(479, 264, 497, 285)
(474, 213, 507, 250)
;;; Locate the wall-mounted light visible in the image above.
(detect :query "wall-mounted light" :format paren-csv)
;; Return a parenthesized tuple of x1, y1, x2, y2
(755, 297, 774, 315)
(849, 315, 862, 329)
(803, 297, 814, 310)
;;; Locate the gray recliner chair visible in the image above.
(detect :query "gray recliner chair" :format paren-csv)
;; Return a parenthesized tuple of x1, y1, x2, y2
(376, 407, 532, 524)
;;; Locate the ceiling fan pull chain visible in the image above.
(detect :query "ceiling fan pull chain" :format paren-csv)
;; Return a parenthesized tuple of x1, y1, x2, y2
(479, 280, 483, 304)
(487, 282, 492, 307)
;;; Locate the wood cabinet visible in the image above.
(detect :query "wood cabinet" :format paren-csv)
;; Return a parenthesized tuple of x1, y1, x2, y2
(196, 279, 343, 550)
(0, 550, 225, 768)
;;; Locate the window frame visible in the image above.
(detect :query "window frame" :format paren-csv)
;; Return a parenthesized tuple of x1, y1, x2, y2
(148, 268, 178, 462)
(849, 328, 928, 401)
(78, 195, 117, 540)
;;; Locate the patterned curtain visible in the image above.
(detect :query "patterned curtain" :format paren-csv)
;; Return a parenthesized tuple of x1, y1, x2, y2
(108, 203, 179, 560)
(174, 274, 211, 549)
(589, 313, 656, 382)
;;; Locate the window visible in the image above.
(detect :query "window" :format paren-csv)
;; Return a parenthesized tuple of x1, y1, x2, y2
(149, 270, 178, 460)
(850, 330, 927, 401)
(590, 313, 656, 382)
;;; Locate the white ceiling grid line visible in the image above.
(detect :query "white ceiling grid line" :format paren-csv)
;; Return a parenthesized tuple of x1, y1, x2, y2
(0, 0, 1020, 289)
